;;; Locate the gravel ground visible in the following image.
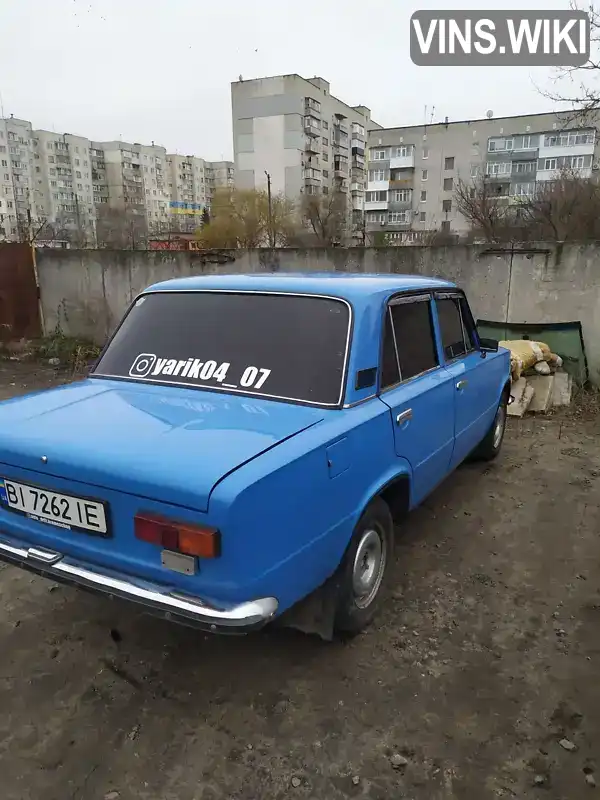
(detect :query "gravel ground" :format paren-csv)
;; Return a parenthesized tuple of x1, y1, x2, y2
(0, 361, 599, 800)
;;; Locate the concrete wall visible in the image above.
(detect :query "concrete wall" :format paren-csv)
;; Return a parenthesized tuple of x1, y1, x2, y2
(36, 243, 600, 383)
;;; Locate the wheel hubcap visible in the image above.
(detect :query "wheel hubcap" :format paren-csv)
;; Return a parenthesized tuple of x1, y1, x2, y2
(493, 403, 506, 449)
(352, 527, 387, 609)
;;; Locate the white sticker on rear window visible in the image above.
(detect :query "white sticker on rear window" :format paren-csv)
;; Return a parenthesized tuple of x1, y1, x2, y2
(128, 353, 271, 390)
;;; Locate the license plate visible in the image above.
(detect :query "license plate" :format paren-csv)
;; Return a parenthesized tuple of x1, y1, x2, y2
(0, 478, 109, 536)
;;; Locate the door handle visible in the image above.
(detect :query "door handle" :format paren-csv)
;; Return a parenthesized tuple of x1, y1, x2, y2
(396, 409, 413, 425)
(456, 379, 468, 391)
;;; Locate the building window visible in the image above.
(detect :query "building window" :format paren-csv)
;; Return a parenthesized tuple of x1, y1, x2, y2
(323, 121, 328, 130)
(47, 142, 53, 150)
(567, 155, 585, 169)
(322, 186, 329, 195)
(323, 169, 328, 178)
(513, 182, 535, 197)
(443, 177, 453, 191)
(419, 211, 426, 222)
(368, 169, 386, 182)
(422, 169, 428, 180)
(323, 153, 328, 162)
(544, 158, 557, 171)
(488, 137, 514, 152)
(420, 190, 427, 201)
(486, 161, 511, 176)
(543, 131, 594, 147)
(444, 157, 455, 170)
(442, 199, 452, 212)
(323, 137, 328, 146)
(513, 161, 535, 174)
(366, 190, 387, 202)
(422, 147, 429, 159)
(441, 220, 451, 232)
(48, 156, 54, 163)
(372, 149, 387, 160)
(391, 189, 411, 202)
(388, 211, 409, 223)
(393, 146, 412, 158)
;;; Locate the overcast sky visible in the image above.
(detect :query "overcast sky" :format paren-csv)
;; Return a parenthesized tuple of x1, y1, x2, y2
(0, 0, 589, 160)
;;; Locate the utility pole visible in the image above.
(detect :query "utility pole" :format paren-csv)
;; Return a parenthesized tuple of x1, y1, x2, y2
(264, 170, 274, 248)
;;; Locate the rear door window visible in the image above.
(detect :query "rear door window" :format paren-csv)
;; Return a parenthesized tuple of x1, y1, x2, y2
(93, 291, 351, 406)
(380, 295, 438, 387)
(436, 295, 477, 360)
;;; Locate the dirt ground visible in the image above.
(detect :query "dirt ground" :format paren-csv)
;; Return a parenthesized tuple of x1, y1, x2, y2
(0, 361, 599, 800)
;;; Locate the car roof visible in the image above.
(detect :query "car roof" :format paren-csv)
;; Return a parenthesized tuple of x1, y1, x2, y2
(145, 272, 456, 302)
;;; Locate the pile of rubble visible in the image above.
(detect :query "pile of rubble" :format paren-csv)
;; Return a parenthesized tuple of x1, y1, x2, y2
(502, 339, 573, 417)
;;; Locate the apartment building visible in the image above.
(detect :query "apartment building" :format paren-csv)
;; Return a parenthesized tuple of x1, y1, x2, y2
(33, 130, 96, 244)
(0, 117, 35, 241)
(365, 111, 600, 242)
(166, 154, 211, 232)
(0, 115, 231, 243)
(231, 74, 379, 229)
(97, 140, 171, 233)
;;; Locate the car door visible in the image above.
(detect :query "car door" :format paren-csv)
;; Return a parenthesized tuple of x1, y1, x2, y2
(434, 292, 499, 468)
(378, 293, 455, 508)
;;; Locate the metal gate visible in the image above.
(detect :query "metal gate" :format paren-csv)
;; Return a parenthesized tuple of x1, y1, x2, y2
(0, 243, 41, 341)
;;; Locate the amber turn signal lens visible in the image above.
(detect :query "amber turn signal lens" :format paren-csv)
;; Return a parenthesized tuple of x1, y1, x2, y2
(177, 525, 220, 558)
(134, 514, 220, 559)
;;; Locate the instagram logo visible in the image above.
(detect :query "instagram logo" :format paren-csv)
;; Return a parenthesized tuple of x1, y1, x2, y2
(129, 353, 157, 377)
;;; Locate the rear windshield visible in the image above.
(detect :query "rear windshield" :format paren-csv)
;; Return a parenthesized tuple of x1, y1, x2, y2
(92, 290, 351, 406)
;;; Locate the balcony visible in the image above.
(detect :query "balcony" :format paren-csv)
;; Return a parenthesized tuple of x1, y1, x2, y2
(305, 138, 320, 153)
(334, 166, 349, 179)
(389, 177, 413, 188)
(334, 120, 349, 136)
(365, 199, 388, 211)
(351, 182, 362, 193)
(304, 98, 321, 114)
(390, 153, 415, 169)
(304, 117, 320, 137)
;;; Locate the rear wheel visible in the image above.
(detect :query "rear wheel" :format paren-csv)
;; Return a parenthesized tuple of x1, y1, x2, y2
(473, 391, 508, 461)
(333, 497, 394, 636)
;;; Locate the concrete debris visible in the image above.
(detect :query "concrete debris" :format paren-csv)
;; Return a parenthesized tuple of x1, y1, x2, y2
(291, 777, 302, 788)
(104, 793, 120, 800)
(390, 753, 408, 769)
(533, 774, 546, 785)
(508, 378, 535, 418)
(528, 375, 555, 413)
(552, 371, 573, 407)
(559, 737, 577, 751)
(48, 357, 60, 366)
(352, 775, 361, 785)
(586, 773, 597, 787)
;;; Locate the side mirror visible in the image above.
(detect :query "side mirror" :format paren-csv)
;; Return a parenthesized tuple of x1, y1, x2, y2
(479, 337, 499, 353)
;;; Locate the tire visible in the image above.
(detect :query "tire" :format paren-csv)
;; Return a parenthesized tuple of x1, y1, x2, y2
(333, 497, 394, 636)
(473, 391, 508, 461)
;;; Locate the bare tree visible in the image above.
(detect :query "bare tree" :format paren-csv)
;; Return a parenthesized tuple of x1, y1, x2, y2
(541, 1, 600, 123)
(302, 188, 347, 245)
(518, 167, 600, 240)
(96, 206, 148, 249)
(454, 177, 514, 242)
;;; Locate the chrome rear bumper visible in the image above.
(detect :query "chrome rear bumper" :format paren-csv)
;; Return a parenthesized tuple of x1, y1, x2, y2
(0, 535, 278, 633)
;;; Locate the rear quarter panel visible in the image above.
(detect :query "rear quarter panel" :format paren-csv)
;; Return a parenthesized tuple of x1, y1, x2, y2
(209, 399, 412, 614)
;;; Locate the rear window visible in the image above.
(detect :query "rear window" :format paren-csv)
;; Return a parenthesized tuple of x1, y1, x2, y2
(92, 291, 351, 406)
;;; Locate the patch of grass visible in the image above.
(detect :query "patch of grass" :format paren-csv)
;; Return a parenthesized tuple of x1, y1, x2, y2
(568, 384, 600, 421)
(30, 329, 101, 372)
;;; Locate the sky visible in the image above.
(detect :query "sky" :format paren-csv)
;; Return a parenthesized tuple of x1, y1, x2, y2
(0, 0, 592, 160)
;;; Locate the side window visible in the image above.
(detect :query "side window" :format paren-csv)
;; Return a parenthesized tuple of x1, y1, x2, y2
(436, 296, 476, 360)
(458, 296, 478, 350)
(381, 309, 400, 389)
(390, 299, 438, 380)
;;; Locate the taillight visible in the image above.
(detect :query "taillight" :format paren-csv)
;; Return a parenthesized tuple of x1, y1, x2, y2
(134, 513, 220, 559)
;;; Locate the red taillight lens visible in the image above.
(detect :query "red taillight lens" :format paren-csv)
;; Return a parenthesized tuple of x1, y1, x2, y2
(134, 514, 220, 559)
